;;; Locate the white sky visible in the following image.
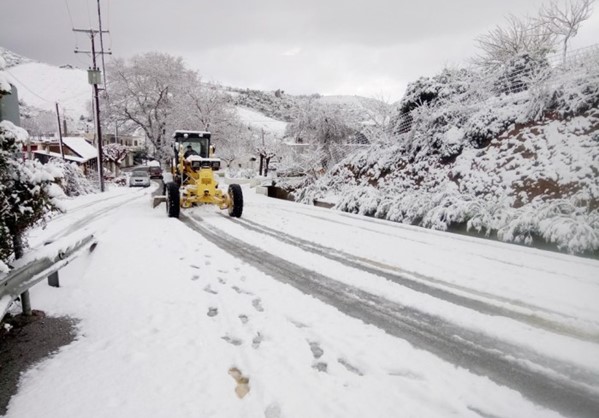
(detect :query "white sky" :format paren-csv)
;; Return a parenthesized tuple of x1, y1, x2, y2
(1, 0, 599, 100)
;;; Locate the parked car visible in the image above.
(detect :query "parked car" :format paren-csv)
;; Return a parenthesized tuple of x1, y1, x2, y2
(148, 166, 163, 179)
(129, 170, 151, 187)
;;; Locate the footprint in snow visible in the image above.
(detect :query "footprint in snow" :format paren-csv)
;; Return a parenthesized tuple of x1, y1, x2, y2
(232, 286, 252, 295)
(239, 314, 249, 324)
(222, 335, 243, 346)
(338, 358, 363, 376)
(207, 307, 218, 317)
(191, 274, 200, 281)
(309, 341, 324, 359)
(252, 298, 264, 312)
(312, 362, 327, 372)
(218, 277, 227, 284)
(252, 332, 263, 349)
(309, 341, 327, 372)
(265, 403, 282, 418)
(190, 264, 200, 270)
(203, 285, 218, 294)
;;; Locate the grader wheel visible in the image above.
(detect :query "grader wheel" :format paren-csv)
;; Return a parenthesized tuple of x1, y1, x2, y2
(227, 184, 243, 218)
(166, 182, 180, 218)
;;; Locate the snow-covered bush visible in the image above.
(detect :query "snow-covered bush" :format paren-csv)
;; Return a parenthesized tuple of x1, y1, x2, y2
(0, 121, 60, 262)
(0, 56, 11, 94)
(48, 158, 97, 197)
(498, 198, 599, 254)
(490, 53, 551, 95)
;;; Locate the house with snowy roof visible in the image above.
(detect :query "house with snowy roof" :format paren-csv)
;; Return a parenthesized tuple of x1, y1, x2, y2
(33, 136, 98, 174)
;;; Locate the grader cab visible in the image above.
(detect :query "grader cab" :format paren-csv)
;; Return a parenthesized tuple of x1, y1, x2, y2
(159, 130, 243, 219)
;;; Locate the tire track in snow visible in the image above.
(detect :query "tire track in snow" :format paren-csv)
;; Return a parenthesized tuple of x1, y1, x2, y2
(41, 188, 150, 244)
(220, 214, 599, 343)
(181, 212, 599, 418)
(261, 202, 598, 276)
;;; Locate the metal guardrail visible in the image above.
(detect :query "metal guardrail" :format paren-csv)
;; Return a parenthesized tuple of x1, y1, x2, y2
(0, 234, 98, 320)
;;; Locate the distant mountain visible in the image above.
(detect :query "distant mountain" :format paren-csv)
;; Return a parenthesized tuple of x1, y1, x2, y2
(0, 47, 32, 68)
(1, 46, 90, 123)
(227, 87, 392, 129)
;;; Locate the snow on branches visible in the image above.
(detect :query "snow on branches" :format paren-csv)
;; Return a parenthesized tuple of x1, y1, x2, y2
(0, 121, 62, 262)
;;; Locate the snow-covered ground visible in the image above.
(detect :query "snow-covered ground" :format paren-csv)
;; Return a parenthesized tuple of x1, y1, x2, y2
(3, 62, 89, 119)
(236, 106, 287, 137)
(3, 183, 599, 418)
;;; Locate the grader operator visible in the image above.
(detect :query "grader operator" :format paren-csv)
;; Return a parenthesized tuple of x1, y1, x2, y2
(159, 130, 243, 219)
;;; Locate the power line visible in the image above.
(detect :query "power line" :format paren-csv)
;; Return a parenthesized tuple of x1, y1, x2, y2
(85, 0, 93, 29)
(96, 0, 109, 96)
(4, 69, 54, 104)
(63, 0, 79, 50)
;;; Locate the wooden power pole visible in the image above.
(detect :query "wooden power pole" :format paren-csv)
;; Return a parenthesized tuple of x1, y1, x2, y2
(74, 28, 110, 191)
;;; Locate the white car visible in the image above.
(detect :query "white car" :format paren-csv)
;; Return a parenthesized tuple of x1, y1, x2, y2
(129, 170, 151, 187)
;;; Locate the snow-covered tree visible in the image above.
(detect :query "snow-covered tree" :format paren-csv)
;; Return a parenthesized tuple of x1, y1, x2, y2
(215, 124, 253, 169)
(103, 143, 128, 164)
(286, 100, 354, 171)
(172, 81, 237, 134)
(104, 52, 197, 160)
(20, 108, 57, 139)
(253, 130, 281, 176)
(538, 0, 595, 63)
(360, 94, 394, 143)
(474, 14, 555, 69)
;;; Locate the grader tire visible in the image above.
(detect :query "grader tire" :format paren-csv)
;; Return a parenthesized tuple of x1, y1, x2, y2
(227, 184, 243, 218)
(166, 182, 180, 218)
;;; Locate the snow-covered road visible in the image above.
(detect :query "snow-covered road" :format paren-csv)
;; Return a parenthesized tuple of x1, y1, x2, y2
(3, 183, 599, 418)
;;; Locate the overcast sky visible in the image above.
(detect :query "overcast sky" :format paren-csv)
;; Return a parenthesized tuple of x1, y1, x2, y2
(2, 0, 599, 101)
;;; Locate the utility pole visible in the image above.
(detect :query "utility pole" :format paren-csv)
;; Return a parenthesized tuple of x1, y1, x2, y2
(55, 102, 65, 160)
(74, 28, 110, 192)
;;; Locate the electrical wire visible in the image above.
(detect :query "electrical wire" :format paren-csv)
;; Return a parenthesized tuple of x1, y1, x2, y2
(64, 0, 79, 50)
(85, 0, 94, 30)
(97, 0, 109, 97)
(4, 69, 54, 104)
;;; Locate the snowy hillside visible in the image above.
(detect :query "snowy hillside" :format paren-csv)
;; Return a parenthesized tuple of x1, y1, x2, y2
(229, 87, 391, 130)
(4, 62, 89, 120)
(0, 47, 32, 68)
(297, 48, 599, 256)
(235, 106, 287, 137)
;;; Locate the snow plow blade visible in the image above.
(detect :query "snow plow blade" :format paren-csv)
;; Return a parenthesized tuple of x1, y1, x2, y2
(152, 195, 166, 208)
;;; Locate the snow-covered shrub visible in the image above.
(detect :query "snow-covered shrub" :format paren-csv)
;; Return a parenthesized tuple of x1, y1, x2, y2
(549, 77, 599, 116)
(497, 198, 599, 254)
(336, 186, 382, 217)
(226, 167, 255, 179)
(491, 53, 550, 95)
(48, 158, 97, 196)
(0, 121, 60, 262)
(462, 100, 520, 148)
(391, 68, 474, 137)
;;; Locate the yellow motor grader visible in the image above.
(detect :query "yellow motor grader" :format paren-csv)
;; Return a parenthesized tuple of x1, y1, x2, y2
(157, 130, 243, 219)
